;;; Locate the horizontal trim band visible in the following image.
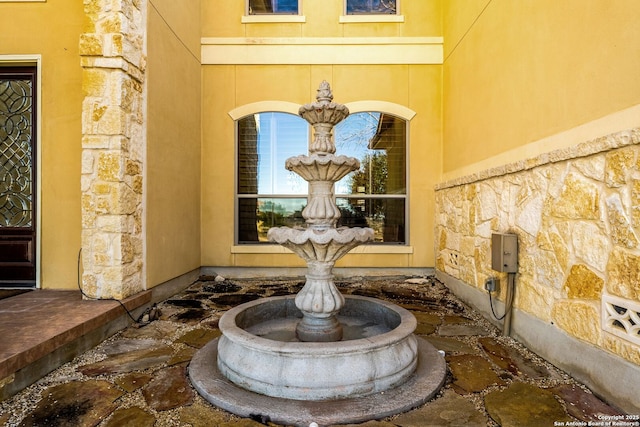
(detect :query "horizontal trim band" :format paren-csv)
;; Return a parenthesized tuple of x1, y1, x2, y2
(339, 14, 405, 23)
(202, 37, 443, 65)
(202, 37, 442, 45)
(241, 15, 306, 23)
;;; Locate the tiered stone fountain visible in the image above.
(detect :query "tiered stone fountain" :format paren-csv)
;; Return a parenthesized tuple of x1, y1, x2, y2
(189, 82, 446, 426)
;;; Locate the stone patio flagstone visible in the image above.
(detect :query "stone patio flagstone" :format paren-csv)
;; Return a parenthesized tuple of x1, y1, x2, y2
(114, 372, 152, 392)
(78, 345, 174, 376)
(392, 389, 488, 426)
(484, 382, 573, 427)
(439, 323, 491, 336)
(0, 275, 630, 426)
(142, 365, 194, 411)
(552, 383, 624, 422)
(479, 336, 555, 379)
(102, 406, 156, 427)
(175, 327, 221, 348)
(425, 336, 478, 354)
(18, 380, 123, 427)
(447, 354, 506, 393)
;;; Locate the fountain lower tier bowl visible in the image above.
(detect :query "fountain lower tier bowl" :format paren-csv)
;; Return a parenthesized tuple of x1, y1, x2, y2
(189, 295, 447, 426)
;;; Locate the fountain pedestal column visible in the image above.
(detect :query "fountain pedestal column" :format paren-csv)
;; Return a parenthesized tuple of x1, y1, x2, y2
(295, 260, 344, 341)
(267, 80, 374, 342)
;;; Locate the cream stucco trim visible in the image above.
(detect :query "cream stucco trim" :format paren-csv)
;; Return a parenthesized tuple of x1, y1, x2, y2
(231, 245, 413, 254)
(345, 101, 416, 120)
(441, 103, 640, 183)
(201, 37, 443, 65)
(241, 15, 306, 23)
(228, 101, 301, 120)
(232, 245, 292, 254)
(350, 245, 413, 254)
(0, 54, 42, 288)
(339, 15, 404, 23)
(229, 101, 415, 121)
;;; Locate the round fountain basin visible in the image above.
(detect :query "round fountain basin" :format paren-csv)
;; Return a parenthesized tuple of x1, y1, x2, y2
(217, 295, 418, 401)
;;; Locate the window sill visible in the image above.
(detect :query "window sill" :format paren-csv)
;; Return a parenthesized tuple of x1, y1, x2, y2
(231, 244, 413, 254)
(339, 15, 405, 23)
(242, 15, 306, 24)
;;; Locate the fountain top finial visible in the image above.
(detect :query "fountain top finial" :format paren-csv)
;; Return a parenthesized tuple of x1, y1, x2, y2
(316, 80, 333, 104)
(298, 81, 349, 149)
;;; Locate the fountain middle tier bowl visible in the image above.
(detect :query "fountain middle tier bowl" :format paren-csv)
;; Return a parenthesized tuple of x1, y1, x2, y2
(285, 154, 360, 182)
(216, 295, 419, 401)
(267, 226, 374, 262)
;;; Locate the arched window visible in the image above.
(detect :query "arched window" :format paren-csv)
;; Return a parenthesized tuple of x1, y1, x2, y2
(236, 111, 407, 244)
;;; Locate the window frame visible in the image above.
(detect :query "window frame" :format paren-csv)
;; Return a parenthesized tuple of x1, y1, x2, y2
(344, 0, 399, 15)
(233, 109, 410, 246)
(242, 0, 305, 23)
(339, 0, 404, 23)
(0, 55, 42, 287)
(246, 0, 301, 16)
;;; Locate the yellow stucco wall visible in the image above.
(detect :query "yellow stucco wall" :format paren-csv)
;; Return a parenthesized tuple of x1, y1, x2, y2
(442, 0, 640, 176)
(201, 65, 441, 269)
(0, 1, 84, 289)
(202, 0, 441, 38)
(200, 1, 442, 270)
(145, 0, 202, 288)
(442, 0, 490, 60)
(436, 1, 640, 410)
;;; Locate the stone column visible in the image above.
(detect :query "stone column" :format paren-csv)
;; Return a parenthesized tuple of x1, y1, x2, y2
(79, 0, 146, 300)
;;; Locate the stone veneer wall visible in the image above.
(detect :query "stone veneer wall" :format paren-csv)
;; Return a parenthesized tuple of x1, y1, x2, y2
(435, 127, 640, 367)
(79, 0, 146, 299)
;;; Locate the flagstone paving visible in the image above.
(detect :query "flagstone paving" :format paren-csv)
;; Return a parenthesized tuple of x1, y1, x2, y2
(0, 275, 626, 426)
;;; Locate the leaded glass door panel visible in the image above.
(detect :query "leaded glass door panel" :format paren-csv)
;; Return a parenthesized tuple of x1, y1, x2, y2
(0, 67, 36, 287)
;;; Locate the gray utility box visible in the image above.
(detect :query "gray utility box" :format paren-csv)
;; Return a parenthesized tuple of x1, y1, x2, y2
(491, 233, 518, 273)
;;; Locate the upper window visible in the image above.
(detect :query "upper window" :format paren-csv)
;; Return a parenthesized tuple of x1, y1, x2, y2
(236, 111, 407, 244)
(248, 0, 299, 15)
(346, 0, 396, 14)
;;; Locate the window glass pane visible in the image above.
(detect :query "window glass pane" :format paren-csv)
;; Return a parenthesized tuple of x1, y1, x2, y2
(249, 0, 298, 14)
(238, 113, 308, 195)
(0, 74, 34, 227)
(337, 197, 405, 243)
(346, 0, 396, 14)
(238, 198, 306, 243)
(236, 110, 406, 244)
(334, 112, 406, 196)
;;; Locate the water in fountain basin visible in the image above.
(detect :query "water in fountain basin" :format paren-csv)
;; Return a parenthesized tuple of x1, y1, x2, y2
(245, 315, 392, 342)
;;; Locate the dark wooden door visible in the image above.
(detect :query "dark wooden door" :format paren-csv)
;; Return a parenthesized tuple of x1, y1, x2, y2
(0, 67, 37, 287)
